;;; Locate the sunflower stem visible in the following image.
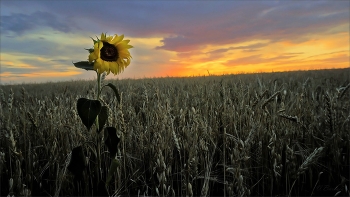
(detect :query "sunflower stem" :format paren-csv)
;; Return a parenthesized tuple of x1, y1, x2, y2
(96, 72, 101, 131)
(95, 72, 102, 183)
(97, 72, 102, 99)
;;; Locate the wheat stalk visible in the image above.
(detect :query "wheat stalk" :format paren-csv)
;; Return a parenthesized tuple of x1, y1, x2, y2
(297, 147, 324, 176)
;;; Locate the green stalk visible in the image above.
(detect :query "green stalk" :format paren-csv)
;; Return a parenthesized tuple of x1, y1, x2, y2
(96, 72, 101, 130)
(96, 72, 102, 182)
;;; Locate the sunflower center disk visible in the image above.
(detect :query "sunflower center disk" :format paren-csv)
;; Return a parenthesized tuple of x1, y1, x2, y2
(100, 42, 119, 62)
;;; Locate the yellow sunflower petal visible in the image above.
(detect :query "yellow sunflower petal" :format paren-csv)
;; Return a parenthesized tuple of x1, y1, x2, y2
(118, 52, 130, 59)
(105, 36, 113, 43)
(125, 57, 131, 66)
(118, 40, 129, 45)
(116, 43, 133, 50)
(111, 34, 124, 44)
(99, 61, 105, 73)
(118, 64, 122, 74)
(109, 61, 117, 70)
(93, 42, 99, 52)
(102, 61, 110, 73)
(115, 64, 121, 75)
(94, 58, 103, 74)
(101, 32, 106, 40)
(121, 58, 127, 65)
(117, 58, 124, 67)
(110, 66, 116, 75)
(109, 62, 118, 75)
(97, 41, 103, 58)
(99, 41, 104, 49)
(88, 53, 96, 63)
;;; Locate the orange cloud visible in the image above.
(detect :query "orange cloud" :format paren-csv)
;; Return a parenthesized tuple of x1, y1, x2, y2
(156, 30, 349, 77)
(3, 62, 33, 69)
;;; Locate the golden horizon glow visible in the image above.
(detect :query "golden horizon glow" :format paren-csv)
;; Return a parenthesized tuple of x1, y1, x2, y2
(0, 27, 348, 84)
(152, 29, 349, 78)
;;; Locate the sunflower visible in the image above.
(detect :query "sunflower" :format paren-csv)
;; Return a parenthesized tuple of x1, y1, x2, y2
(88, 33, 133, 75)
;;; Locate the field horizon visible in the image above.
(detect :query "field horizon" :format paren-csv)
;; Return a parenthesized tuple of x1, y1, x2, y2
(1, 67, 349, 87)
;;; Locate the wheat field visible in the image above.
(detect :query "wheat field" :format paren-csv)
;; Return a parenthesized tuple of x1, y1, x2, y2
(0, 68, 349, 196)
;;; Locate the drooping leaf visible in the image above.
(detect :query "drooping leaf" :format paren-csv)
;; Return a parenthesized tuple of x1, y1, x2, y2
(67, 146, 86, 180)
(105, 83, 121, 104)
(104, 127, 120, 157)
(106, 158, 120, 186)
(77, 98, 102, 131)
(73, 61, 94, 71)
(97, 106, 108, 133)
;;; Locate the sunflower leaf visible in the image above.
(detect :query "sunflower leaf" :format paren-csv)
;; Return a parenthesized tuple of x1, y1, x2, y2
(67, 146, 86, 180)
(85, 48, 94, 53)
(90, 37, 99, 44)
(77, 98, 102, 131)
(105, 83, 121, 104)
(73, 61, 94, 71)
(104, 127, 120, 157)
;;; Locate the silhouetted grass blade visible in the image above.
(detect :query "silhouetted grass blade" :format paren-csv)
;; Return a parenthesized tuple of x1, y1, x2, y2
(106, 158, 120, 186)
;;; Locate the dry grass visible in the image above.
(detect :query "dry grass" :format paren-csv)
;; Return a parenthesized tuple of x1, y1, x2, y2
(0, 68, 349, 196)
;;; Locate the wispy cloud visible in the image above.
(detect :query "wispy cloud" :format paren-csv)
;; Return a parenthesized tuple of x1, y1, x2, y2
(1, 11, 76, 35)
(156, 1, 349, 53)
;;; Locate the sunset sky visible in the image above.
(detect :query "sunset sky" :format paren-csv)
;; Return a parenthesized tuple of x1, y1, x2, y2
(0, 1, 349, 84)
